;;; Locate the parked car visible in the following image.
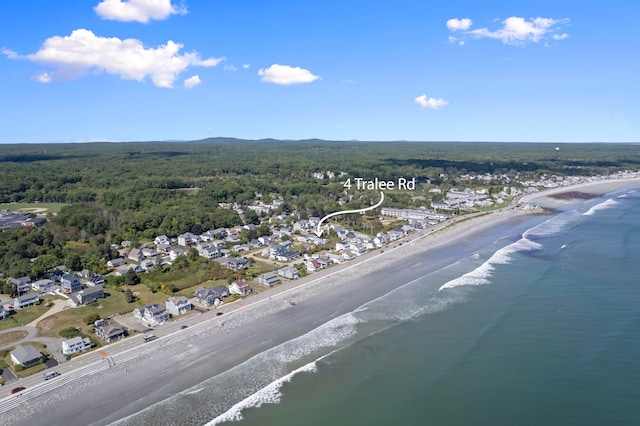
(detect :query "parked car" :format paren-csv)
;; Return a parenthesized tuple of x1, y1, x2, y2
(11, 386, 25, 394)
(216, 312, 224, 316)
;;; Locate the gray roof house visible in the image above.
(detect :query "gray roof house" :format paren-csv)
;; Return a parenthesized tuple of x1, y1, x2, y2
(94, 321, 126, 342)
(14, 293, 40, 309)
(194, 286, 228, 306)
(61, 273, 82, 294)
(257, 272, 281, 287)
(133, 304, 170, 326)
(166, 296, 192, 316)
(31, 278, 55, 291)
(75, 285, 105, 306)
(277, 266, 300, 280)
(11, 345, 44, 366)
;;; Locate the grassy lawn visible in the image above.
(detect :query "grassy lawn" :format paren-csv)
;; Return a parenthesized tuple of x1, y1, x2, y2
(0, 342, 50, 378)
(0, 300, 53, 331)
(35, 285, 167, 338)
(0, 330, 29, 347)
(0, 202, 70, 214)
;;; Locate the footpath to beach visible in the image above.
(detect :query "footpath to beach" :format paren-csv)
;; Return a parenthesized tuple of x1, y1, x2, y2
(2, 176, 640, 425)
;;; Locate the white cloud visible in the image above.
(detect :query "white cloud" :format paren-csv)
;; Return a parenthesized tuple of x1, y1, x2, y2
(183, 74, 200, 88)
(94, 0, 187, 23)
(1, 47, 19, 59)
(447, 18, 472, 31)
(224, 64, 238, 71)
(469, 16, 570, 45)
(415, 95, 448, 109)
(10, 29, 222, 88)
(553, 33, 569, 40)
(242, 64, 250, 69)
(258, 64, 320, 85)
(33, 71, 51, 83)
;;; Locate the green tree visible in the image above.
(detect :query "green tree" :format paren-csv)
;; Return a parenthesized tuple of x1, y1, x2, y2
(65, 254, 83, 271)
(31, 254, 59, 277)
(124, 269, 141, 285)
(124, 288, 135, 303)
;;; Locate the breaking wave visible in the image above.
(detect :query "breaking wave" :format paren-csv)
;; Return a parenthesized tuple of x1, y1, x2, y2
(207, 360, 320, 425)
(582, 199, 620, 216)
(439, 237, 541, 291)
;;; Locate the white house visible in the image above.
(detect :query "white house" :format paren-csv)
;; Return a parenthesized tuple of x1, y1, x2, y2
(61, 336, 91, 356)
(32, 279, 55, 291)
(133, 304, 170, 326)
(229, 279, 252, 296)
(277, 266, 299, 280)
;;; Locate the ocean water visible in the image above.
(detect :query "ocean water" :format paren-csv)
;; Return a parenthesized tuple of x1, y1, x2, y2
(114, 187, 640, 426)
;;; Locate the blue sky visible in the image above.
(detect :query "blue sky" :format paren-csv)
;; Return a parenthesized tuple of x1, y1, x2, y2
(1, 0, 638, 143)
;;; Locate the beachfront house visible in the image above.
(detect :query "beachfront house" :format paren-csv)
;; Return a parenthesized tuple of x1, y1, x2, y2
(277, 266, 299, 280)
(194, 287, 218, 306)
(94, 321, 126, 342)
(10, 345, 44, 367)
(256, 272, 281, 287)
(194, 286, 229, 306)
(229, 279, 252, 296)
(61, 336, 92, 356)
(166, 296, 192, 316)
(133, 304, 170, 326)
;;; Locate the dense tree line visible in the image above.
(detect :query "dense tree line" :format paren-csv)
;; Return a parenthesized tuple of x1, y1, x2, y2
(1, 139, 639, 278)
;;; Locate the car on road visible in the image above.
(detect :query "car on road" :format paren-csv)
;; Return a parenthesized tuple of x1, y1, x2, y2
(11, 386, 25, 394)
(216, 312, 224, 316)
(180, 325, 188, 329)
(43, 371, 60, 380)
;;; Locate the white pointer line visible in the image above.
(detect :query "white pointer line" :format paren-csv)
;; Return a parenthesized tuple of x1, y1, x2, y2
(314, 191, 385, 237)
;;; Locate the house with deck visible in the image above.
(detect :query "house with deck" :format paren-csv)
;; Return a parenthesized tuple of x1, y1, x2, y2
(94, 320, 126, 342)
(32, 279, 55, 292)
(61, 273, 82, 294)
(14, 293, 40, 309)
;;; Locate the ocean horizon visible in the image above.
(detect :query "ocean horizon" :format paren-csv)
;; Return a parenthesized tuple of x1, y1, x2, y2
(112, 186, 640, 426)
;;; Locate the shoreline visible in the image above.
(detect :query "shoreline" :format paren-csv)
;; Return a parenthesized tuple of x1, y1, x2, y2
(519, 177, 640, 209)
(3, 177, 640, 425)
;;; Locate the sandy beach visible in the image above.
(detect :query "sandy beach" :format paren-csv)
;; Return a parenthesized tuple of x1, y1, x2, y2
(3, 177, 640, 425)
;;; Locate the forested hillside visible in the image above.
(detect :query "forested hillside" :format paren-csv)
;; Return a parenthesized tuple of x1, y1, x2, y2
(1, 138, 639, 279)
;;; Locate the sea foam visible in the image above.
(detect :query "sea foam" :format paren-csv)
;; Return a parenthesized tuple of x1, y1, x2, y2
(439, 236, 541, 291)
(582, 198, 620, 216)
(207, 360, 320, 425)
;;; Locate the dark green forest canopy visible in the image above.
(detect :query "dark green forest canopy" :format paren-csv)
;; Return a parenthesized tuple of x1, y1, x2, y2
(2, 139, 639, 206)
(1, 139, 639, 278)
